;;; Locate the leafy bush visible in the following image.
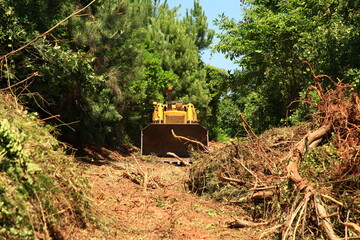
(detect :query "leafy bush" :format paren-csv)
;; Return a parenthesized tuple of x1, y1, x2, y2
(0, 94, 93, 239)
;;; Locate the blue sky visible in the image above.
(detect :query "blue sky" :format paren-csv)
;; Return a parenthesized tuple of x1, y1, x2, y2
(167, 0, 243, 71)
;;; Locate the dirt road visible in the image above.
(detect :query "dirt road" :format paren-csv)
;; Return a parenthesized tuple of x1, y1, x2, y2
(71, 152, 260, 240)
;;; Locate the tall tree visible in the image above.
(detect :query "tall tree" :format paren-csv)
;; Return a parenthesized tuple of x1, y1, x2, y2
(0, 0, 122, 145)
(1, 0, 216, 146)
(215, 0, 360, 133)
(121, 1, 214, 142)
(183, 1, 215, 51)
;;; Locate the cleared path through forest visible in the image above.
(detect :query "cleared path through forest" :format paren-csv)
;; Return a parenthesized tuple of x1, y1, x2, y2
(71, 149, 260, 240)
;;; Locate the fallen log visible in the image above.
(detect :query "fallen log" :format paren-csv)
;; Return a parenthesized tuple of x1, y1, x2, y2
(284, 123, 340, 240)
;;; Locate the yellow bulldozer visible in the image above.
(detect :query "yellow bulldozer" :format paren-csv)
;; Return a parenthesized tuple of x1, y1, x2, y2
(141, 87, 208, 157)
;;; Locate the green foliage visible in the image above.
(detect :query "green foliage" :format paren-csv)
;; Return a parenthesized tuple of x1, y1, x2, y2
(0, 0, 220, 146)
(190, 146, 246, 200)
(216, 96, 243, 138)
(2, 0, 360, 145)
(202, 65, 230, 139)
(183, 1, 215, 50)
(214, 0, 360, 134)
(300, 144, 341, 182)
(142, 1, 213, 111)
(24, 43, 122, 145)
(0, 94, 93, 239)
(0, 119, 26, 161)
(242, 91, 274, 133)
(285, 90, 320, 125)
(76, 0, 215, 144)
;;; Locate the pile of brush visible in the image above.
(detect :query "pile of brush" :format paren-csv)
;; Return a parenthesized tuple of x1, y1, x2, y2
(189, 72, 360, 239)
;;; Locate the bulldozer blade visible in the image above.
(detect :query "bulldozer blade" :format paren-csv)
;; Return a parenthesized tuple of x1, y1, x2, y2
(141, 123, 208, 157)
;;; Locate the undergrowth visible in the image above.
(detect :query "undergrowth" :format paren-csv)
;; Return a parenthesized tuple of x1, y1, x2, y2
(0, 94, 94, 239)
(189, 123, 359, 238)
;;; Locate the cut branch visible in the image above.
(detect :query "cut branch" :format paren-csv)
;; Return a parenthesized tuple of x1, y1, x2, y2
(217, 171, 245, 184)
(343, 222, 360, 235)
(314, 196, 339, 240)
(239, 113, 259, 140)
(166, 152, 190, 166)
(231, 191, 274, 204)
(233, 157, 259, 181)
(287, 124, 332, 191)
(228, 218, 269, 228)
(320, 194, 344, 207)
(171, 129, 208, 151)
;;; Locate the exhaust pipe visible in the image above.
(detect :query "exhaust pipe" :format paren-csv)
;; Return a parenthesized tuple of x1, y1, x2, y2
(167, 87, 173, 110)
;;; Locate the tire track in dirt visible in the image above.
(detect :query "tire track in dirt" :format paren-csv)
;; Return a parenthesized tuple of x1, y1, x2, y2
(71, 154, 260, 240)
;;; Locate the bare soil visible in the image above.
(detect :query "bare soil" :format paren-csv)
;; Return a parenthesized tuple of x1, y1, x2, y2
(70, 148, 260, 240)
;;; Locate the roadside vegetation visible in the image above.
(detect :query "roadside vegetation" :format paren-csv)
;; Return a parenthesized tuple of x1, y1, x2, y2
(0, 94, 94, 239)
(190, 72, 360, 239)
(0, 0, 359, 239)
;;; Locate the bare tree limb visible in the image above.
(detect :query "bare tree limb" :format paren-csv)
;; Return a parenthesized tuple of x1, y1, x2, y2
(171, 129, 208, 151)
(166, 152, 190, 166)
(343, 222, 360, 235)
(320, 194, 344, 207)
(314, 195, 339, 240)
(0, 0, 98, 61)
(1, 72, 38, 91)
